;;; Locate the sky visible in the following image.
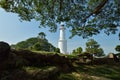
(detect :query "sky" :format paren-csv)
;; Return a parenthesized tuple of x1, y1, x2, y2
(0, 8, 119, 54)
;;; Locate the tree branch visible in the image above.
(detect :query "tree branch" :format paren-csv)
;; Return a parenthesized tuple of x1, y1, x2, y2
(82, 0, 108, 22)
(60, 0, 63, 13)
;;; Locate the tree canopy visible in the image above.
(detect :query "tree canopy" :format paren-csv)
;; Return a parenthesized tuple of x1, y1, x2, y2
(115, 45, 120, 52)
(38, 32, 46, 39)
(72, 47, 83, 55)
(85, 39, 105, 56)
(11, 37, 56, 52)
(0, 0, 120, 38)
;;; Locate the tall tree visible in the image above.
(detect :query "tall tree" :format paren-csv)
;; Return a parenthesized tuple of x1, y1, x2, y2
(0, 0, 120, 38)
(85, 39, 104, 56)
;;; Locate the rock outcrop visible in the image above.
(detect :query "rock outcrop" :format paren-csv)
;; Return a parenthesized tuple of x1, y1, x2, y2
(0, 41, 10, 61)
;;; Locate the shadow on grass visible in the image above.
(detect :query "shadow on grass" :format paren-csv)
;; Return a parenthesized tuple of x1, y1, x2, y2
(75, 64, 120, 80)
(0, 49, 74, 80)
(0, 66, 60, 80)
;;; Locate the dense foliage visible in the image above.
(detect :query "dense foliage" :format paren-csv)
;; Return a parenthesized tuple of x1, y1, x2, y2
(115, 45, 120, 52)
(85, 39, 105, 56)
(72, 47, 83, 55)
(54, 48, 60, 53)
(11, 37, 56, 52)
(38, 32, 46, 39)
(0, 0, 120, 38)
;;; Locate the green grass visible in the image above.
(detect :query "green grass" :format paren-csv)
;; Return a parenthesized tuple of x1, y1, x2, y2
(73, 64, 120, 80)
(31, 50, 56, 54)
(58, 73, 76, 80)
(57, 64, 120, 80)
(23, 50, 120, 80)
(2, 50, 120, 80)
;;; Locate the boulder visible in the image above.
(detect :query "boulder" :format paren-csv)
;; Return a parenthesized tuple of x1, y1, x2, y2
(0, 41, 10, 61)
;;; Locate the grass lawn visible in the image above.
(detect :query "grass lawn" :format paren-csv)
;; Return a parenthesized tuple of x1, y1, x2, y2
(60, 64, 120, 80)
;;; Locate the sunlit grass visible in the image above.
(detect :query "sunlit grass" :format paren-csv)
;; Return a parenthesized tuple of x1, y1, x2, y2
(59, 73, 76, 80)
(31, 50, 56, 54)
(74, 64, 120, 80)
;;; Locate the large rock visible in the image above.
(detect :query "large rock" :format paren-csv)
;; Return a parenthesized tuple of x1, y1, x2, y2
(0, 41, 10, 61)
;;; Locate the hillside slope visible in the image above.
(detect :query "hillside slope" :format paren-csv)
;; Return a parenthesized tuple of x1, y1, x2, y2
(0, 42, 120, 80)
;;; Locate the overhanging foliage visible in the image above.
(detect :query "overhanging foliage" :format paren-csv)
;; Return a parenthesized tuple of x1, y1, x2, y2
(0, 0, 120, 38)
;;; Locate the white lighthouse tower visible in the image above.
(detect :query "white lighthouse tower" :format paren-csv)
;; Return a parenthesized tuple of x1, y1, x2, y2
(58, 22, 67, 54)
